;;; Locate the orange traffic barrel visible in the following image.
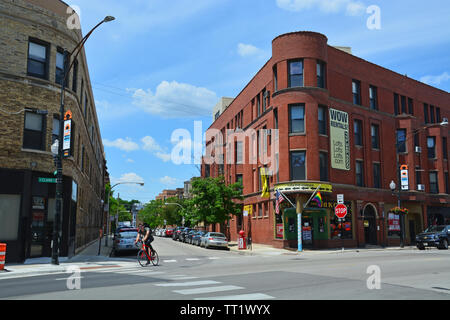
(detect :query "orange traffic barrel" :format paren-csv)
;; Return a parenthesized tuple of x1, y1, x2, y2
(0, 243, 6, 271)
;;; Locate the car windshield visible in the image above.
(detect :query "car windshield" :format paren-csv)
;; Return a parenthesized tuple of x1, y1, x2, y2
(210, 233, 226, 238)
(119, 232, 138, 238)
(424, 226, 446, 232)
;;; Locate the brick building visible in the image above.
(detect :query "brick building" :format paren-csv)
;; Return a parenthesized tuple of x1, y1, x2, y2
(155, 189, 184, 201)
(203, 31, 449, 249)
(0, 0, 107, 262)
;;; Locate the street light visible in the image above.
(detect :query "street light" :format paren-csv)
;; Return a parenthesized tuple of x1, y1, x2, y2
(52, 15, 115, 265)
(105, 181, 144, 247)
(393, 120, 448, 249)
(165, 202, 185, 226)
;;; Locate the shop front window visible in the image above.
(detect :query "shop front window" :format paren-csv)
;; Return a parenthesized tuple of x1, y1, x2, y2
(387, 212, 401, 238)
(330, 212, 353, 240)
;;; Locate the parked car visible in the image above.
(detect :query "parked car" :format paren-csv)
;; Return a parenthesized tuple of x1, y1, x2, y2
(186, 230, 197, 244)
(200, 232, 229, 249)
(172, 226, 183, 240)
(179, 228, 193, 242)
(165, 228, 174, 237)
(192, 231, 207, 246)
(111, 228, 139, 256)
(416, 225, 450, 250)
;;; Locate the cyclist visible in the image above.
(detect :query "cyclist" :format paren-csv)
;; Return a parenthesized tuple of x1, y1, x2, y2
(135, 223, 155, 264)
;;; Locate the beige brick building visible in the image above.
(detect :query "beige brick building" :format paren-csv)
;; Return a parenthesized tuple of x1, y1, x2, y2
(0, 0, 107, 262)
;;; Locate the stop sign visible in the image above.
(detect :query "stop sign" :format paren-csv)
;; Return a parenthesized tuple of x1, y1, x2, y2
(335, 204, 347, 219)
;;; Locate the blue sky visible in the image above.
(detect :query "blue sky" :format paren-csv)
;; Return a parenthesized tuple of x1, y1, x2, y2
(71, 0, 450, 203)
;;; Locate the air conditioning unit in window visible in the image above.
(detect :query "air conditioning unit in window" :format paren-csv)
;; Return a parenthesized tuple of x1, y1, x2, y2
(417, 184, 425, 191)
(415, 146, 422, 153)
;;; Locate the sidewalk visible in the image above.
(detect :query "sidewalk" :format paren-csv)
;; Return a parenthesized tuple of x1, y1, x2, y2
(228, 241, 417, 256)
(0, 235, 123, 276)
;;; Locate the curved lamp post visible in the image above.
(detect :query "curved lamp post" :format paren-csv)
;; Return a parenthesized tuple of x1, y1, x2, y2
(52, 16, 115, 265)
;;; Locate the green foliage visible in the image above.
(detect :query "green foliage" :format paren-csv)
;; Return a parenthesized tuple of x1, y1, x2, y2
(189, 176, 243, 228)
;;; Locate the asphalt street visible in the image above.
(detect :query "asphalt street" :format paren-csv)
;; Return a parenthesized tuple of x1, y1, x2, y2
(1, 236, 450, 300)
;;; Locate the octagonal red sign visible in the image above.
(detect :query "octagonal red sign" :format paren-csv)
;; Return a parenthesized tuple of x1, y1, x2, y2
(335, 204, 348, 219)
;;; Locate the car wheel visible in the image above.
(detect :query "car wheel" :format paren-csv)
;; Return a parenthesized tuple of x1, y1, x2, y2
(439, 239, 448, 250)
(417, 244, 425, 250)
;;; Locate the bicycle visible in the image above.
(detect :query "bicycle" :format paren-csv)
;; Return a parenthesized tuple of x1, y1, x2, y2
(136, 240, 159, 266)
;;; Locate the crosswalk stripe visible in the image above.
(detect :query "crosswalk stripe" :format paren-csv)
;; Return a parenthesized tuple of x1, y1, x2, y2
(163, 260, 177, 263)
(173, 285, 244, 295)
(155, 280, 220, 287)
(195, 293, 275, 300)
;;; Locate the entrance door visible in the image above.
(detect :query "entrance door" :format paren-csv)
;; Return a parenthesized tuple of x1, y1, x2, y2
(30, 197, 46, 257)
(409, 220, 416, 245)
(363, 206, 377, 245)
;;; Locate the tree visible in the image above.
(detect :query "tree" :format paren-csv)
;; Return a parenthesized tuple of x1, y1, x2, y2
(189, 176, 243, 230)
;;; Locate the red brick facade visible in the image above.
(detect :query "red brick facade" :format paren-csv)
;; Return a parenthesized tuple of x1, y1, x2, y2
(203, 31, 449, 249)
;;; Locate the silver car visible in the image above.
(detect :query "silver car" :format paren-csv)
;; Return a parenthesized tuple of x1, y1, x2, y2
(112, 228, 139, 256)
(200, 232, 229, 249)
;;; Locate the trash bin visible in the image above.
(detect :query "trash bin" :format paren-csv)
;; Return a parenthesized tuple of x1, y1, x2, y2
(0, 243, 6, 271)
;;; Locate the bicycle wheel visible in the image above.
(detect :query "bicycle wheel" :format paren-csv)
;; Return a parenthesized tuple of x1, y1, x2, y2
(137, 249, 148, 267)
(150, 250, 159, 266)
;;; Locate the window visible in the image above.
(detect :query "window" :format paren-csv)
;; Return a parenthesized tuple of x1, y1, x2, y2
(429, 172, 438, 194)
(274, 108, 278, 130)
(354, 120, 363, 146)
(81, 145, 85, 171)
(443, 137, 448, 160)
(52, 116, 60, 144)
(55, 49, 65, 85)
(273, 65, 278, 91)
(289, 60, 303, 87)
(373, 163, 381, 188)
(408, 98, 414, 115)
(427, 137, 436, 159)
(289, 104, 305, 133)
(317, 61, 326, 88)
(0, 195, 21, 241)
(369, 86, 378, 110)
(215, 111, 220, 121)
(352, 80, 361, 105)
(262, 89, 267, 112)
(256, 94, 260, 117)
(396, 129, 406, 153)
(72, 59, 78, 92)
(23, 111, 46, 150)
(423, 104, 429, 123)
(236, 141, 243, 164)
(430, 105, 435, 123)
(436, 107, 441, 123)
(356, 160, 364, 187)
(27, 39, 49, 79)
(319, 152, 328, 181)
(445, 172, 449, 194)
(236, 174, 243, 185)
(318, 105, 327, 135)
(290, 151, 306, 180)
(414, 132, 420, 148)
(371, 124, 380, 149)
(415, 169, 422, 186)
(394, 93, 399, 115)
(401, 95, 406, 114)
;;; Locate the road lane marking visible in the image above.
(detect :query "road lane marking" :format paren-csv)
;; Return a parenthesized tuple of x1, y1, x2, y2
(173, 285, 244, 295)
(163, 260, 177, 263)
(195, 293, 275, 300)
(185, 258, 200, 261)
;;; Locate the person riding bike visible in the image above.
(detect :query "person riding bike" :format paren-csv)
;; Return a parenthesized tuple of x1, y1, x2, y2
(135, 223, 155, 264)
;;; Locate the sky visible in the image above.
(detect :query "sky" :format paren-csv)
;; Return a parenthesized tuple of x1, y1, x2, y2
(69, 0, 450, 203)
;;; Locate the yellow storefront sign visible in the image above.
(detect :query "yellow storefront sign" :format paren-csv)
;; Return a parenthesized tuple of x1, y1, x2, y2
(274, 182, 332, 193)
(243, 205, 253, 216)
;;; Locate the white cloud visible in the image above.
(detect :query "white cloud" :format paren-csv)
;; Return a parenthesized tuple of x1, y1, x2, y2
(159, 176, 179, 186)
(237, 43, 264, 57)
(131, 81, 218, 118)
(276, 0, 366, 15)
(103, 137, 139, 152)
(126, 158, 135, 163)
(141, 136, 172, 162)
(420, 72, 450, 86)
(111, 172, 145, 185)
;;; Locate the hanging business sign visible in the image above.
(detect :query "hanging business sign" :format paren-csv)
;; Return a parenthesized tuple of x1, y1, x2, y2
(63, 118, 72, 157)
(329, 108, 350, 171)
(400, 165, 409, 191)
